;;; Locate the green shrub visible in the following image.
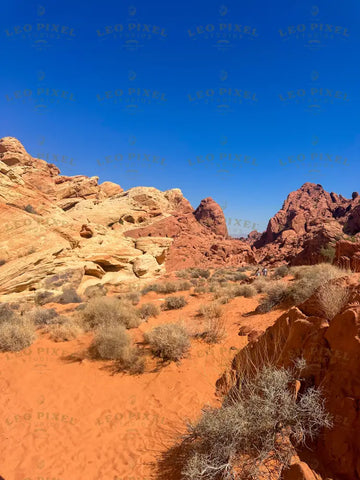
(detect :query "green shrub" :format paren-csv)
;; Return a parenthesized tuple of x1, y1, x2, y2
(320, 244, 336, 263)
(145, 323, 190, 361)
(162, 296, 188, 310)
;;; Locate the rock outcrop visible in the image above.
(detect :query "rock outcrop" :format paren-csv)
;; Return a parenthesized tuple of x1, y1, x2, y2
(194, 197, 228, 237)
(217, 279, 360, 480)
(252, 183, 360, 266)
(0, 136, 255, 300)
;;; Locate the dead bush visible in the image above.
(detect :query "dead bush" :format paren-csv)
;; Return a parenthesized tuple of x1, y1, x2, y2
(181, 365, 332, 480)
(138, 303, 160, 319)
(0, 259, 6, 266)
(145, 323, 190, 361)
(0, 316, 36, 351)
(48, 319, 83, 342)
(80, 297, 142, 330)
(317, 283, 350, 320)
(162, 296, 188, 310)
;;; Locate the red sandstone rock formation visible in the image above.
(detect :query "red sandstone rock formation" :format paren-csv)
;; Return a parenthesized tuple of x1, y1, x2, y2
(217, 278, 360, 480)
(194, 197, 228, 237)
(252, 183, 360, 266)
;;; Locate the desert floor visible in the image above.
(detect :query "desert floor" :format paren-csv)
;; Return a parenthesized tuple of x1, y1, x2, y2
(0, 290, 283, 480)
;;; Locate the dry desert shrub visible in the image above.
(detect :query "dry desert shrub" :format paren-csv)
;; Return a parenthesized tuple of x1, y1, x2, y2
(90, 324, 145, 374)
(138, 302, 160, 319)
(193, 285, 208, 294)
(56, 287, 82, 304)
(257, 264, 348, 313)
(252, 278, 270, 293)
(119, 291, 141, 305)
(48, 318, 83, 342)
(34, 290, 56, 306)
(142, 281, 192, 295)
(90, 324, 130, 360)
(80, 297, 142, 330)
(274, 265, 289, 278)
(257, 282, 291, 313)
(162, 296, 188, 310)
(181, 364, 332, 480)
(316, 283, 350, 321)
(0, 303, 17, 324)
(201, 316, 226, 344)
(145, 323, 190, 361)
(211, 269, 247, 282)
(197, 302, 223, 319)
(232, 285, 257, 298)
(289, 263, 347, 305)
(28, 307, 59, 326)
(0, 316, 36, 351)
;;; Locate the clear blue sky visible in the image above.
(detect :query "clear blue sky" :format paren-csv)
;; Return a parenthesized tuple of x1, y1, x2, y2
(1, 0, 359, 235)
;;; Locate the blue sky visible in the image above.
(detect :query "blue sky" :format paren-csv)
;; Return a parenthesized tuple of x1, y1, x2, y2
(1, 0, 359, 235)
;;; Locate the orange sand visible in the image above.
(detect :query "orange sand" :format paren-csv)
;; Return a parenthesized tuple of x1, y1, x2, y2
(0, 292, 282, 480)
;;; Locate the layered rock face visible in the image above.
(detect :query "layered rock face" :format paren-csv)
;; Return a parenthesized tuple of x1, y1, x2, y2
(125, 202, 256, 271)
(335, 240, 360, 272)
(217, 278, 360, 480)
(252, 183, 360, 266)
(0, 137, 254, 300)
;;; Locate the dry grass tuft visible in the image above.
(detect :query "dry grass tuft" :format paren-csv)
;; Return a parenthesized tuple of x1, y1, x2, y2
(316, 283, 350, 320)
(145, 323, 190, 361)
